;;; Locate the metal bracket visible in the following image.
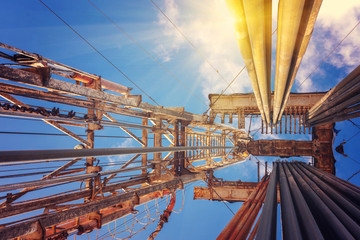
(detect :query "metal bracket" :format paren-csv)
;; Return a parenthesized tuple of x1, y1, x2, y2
(88, 212, 102, 229)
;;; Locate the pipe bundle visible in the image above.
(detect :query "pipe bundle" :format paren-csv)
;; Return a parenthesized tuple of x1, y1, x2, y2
(226, 0, 323, 125)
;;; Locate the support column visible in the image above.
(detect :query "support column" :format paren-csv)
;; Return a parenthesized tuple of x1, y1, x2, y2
(154, 119, 162, 178)
(142, 118, 148, 176)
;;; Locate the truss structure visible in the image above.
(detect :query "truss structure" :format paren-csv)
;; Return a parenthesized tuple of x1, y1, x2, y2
(0, 43, 249, 239)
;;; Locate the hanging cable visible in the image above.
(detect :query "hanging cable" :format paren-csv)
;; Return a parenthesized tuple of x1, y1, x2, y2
(348, 119, 360, 129)
(37, 0, 160, 106)
(204, 67, 245, 114)
(296, 20, 360, 91)
(87, 0, 208, 107)
(347, 168, 360, 181)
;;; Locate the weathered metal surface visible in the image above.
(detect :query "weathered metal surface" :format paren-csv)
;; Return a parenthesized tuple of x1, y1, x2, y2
(246, 140, 313, 157)
(209, 92, 325, 113)
(0, 178, 146, 219)
(209, 92, 325, 134)
(217, 177, 269, 240)
(0, 82, 148, 118)
(0, 174, 202, 239)
(312, 123, 335, 174)
(193, 184, 257, 202)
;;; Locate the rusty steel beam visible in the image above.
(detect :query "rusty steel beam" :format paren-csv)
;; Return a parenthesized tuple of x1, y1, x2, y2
(0, 65, 210, 122)
(312, 123, 335, 174)
(246, 140, 313, 157)
(0, 82, 148, 118)
(0, 174, 202, 239)
(142, 118, 149, 175)
(194, 183, 258, 202)
(0, 42, 132, 95)
(104, 112, 145, 146)
(0, 178, 146, 219)
(209, 92, 325, 114)
(44, 120, 91, 147)
(0, 106, 153, 130)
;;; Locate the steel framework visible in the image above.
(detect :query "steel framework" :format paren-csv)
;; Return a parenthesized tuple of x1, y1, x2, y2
(0, 43, 247, 239)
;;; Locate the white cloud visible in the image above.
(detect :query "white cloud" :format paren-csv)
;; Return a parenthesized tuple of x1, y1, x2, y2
(154, 0, 250, 99)
(295, 1, 360, 91)
(153, 0, 185, 62)
(106, 138, 137, 170)
(154, 0, 359, 99)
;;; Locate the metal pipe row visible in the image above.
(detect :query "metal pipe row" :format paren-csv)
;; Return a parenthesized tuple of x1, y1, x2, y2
(273, 0, 322, 123)
(217, 176, 269, 240)
(255, 162, 278, 240)
(291, 163, 360, 238)
(217, 162, 360, 239)
(282, 163, 323, 239)
(225, 0, 271, 124)
(278, 163, 301, 240)
(308, 65, 360, 126)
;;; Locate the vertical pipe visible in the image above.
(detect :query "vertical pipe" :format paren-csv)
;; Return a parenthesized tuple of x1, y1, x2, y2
(242, 0, 272, 123)
(303, 108, 306, 134)
(261, 119, 264, 134)
(265, 162, 268, 176)
(289, 108, 292, 134)
(142, 118, 148, 175)
(255, 162, 278, 240)
(282, 163, 323, 239)
(234, 180, 269, 240)
(294, 107, 297, 134)
(225, 0, 268, 123)
(173, 120, 179, 174)
(180, 123, 186, 170)
(279, 116, 282, 134)
(217, 177, 268, 240)
(273, 0, 306, 123)
(258, 161, 260, 183)
(248, 216, 261, 240)
(266, 123, 268, 134)
(278, 163, 302, 240)
(299, 107, 302, 134)
(197, 135, 200, 157)
(238, 110, 242, 129)
(285, 109, 288, 134)
(154, 119, 162, 177)
(301, 163, 360, 202)
(297, 163, 360, 223)
(287, 163, 355, 239)
(293, 163, 360, 238)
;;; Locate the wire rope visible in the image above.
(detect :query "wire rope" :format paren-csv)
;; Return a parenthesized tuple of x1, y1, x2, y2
(37, 0, 160, 106)
(296, 20, 360, 91)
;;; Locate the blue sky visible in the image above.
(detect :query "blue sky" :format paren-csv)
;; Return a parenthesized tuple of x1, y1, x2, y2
(1, 0, 360, 239)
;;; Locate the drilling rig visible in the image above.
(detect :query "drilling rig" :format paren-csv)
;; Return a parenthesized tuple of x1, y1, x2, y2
(0, 0, 359, 239)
